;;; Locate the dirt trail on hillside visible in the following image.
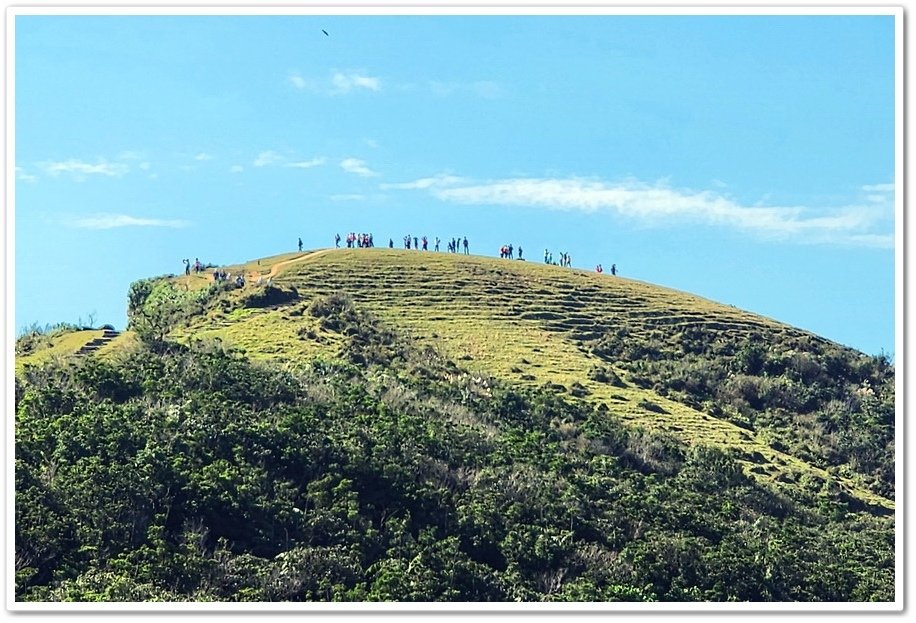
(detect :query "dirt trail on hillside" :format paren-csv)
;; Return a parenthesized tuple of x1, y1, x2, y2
(260, 248, 337, 280)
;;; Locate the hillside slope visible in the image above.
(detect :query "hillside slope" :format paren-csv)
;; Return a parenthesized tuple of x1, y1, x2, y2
(14, 247, 895, 602)
(158, 248, 892, 512)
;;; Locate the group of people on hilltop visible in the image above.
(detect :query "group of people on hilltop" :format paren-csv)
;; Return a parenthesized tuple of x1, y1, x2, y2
(449, 237, 469, 254)
(182, 258, 206, 276)
(305, 230, 618, 276)
(543, 250, 573, 268)
(402, 235, 426, 250)
(335, 232, 373, 248)
(377, 234, 468, 254)
(499, 244, 523, 260)
(552, 251, 572, 268)
(595, 263, 617, 275)
(212, 268, 245, 287)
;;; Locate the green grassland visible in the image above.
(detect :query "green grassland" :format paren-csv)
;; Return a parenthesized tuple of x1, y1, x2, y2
(15, 329, 103, 374)
(151, 248, 891, 513)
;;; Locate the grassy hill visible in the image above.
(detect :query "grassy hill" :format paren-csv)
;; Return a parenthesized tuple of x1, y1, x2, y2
(155, 248, 892, 512)
(14, 247, 895, 602)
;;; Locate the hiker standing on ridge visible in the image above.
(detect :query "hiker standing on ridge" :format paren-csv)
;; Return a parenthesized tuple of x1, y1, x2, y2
(422, 236, 428, 251)
(518, 246, 523, 260)
(299, 237, 303, 252)
(335, 233, 340, 248)
(463, 237, 469, 254)
(435, 237, 440, 252)
(183, 258, 190, 276)
(611, 264, 617, 276)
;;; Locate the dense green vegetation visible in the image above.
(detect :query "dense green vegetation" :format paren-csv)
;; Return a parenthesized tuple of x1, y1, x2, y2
(593, 325, 895, 500)
(15, 295, 895, 602)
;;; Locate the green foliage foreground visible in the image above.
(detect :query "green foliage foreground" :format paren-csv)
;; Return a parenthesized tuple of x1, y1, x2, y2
(15, 298, 894, 602)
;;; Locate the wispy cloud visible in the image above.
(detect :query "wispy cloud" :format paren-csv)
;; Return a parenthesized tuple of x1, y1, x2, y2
(69, 213, 190, 230)
(16, 167, 38, 183)
(330, 193, 367, 201)
(194, 152, 213, 161)
(290, 70, 382, 95)
(285, 157, 326, 169)
(42, 159, 129, 180)
(340, 157, 379, 177)
(230, 165, 244, 174)
(252, 151, 325, 170)
(386, 175, 893, 248)
(288, 72, 309, 90)
(381, 174, 466, 190)
(253, 150, 284, 167)
(332, 72, 381, 94)
(429, 80, 503, 99)
(862, 183, 894, 193)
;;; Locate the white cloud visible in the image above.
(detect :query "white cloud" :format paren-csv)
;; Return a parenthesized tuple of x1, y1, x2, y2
(195, 152, 213, 161)
(16, 167, 38, 183)
(289, 70, 381, 95)
(286, 157, 326, 169)
(253, 152, 326, 170)
(366, 139, 380, 149)
(288, 72, 309, 90)
(253, 150, 284, 167)
(862, 183, 894, 192)
(381, 174, 466, 190)
(42, 159, 129, 179)
(230, 165, 244, 174)
(429, 80, 503, 98)
(340, 157, 378, 177)
(331, 72, 381, 94)
(393, 175, 893, 248)
(69, 213, 189, 229)
(139, 162, 151, 171)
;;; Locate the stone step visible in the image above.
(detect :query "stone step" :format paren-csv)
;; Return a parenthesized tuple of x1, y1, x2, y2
(76, 332, 120, 357)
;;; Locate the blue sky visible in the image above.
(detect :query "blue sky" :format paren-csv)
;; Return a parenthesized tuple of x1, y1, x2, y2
(13, 12, 897, 357)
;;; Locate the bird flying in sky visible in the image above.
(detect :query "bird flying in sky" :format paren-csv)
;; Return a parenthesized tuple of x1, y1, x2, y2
(322, 29, 329, 37)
